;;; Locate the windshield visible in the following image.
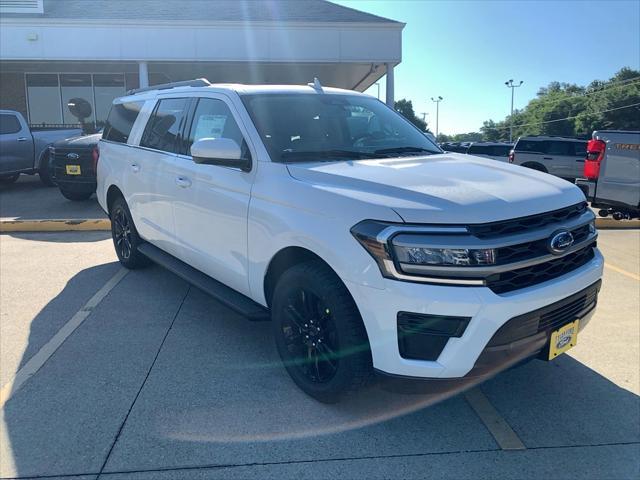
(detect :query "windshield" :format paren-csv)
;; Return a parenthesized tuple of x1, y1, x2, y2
(241, 93, 442, 163)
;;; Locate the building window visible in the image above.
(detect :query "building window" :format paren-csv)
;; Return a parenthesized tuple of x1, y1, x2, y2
(26, 74, 62, 125)
(25, 73, 128, 127)
(94, 74, 126, 124)
(60, 74, 94, 124)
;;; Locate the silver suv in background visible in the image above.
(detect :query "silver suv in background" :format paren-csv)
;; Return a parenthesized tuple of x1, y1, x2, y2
(509, 135, 587, 181)
(576, 130, 640, 220)
(467, 142, 513, 162)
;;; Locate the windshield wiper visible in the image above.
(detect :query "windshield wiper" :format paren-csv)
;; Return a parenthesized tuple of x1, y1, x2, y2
(280, 150, 386, 162)
(374, 146, 438, 156)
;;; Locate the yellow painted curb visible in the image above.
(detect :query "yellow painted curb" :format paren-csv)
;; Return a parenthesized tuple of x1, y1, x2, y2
(0, 218, 111, 233)
(595, 218, 640, 229)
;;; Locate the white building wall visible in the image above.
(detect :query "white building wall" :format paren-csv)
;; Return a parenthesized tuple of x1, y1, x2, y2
(0, 21, 402, 64)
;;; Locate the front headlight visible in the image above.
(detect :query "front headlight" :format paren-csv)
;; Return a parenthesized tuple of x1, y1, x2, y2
(394, 246, 496, 266)
(350, 220, 492, 282)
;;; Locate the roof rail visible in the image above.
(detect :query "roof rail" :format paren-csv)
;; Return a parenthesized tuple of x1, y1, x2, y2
(127, 78, 212, 95)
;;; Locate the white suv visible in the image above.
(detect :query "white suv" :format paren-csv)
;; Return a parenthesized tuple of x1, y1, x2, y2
(97, 79, 603, 403)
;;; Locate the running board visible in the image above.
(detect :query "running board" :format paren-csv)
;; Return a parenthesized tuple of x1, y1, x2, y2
(137, 243, 270, 321)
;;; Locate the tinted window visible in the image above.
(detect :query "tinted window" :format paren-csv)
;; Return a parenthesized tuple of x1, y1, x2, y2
(103, 101, 144, 144)
(468, 145, 491, 155)
(185, 98, 249, 158)
(547, 141, 573, 156)
(141, 98, 189, 153)
(571, 142, 587, 157)
(241, 93, 441, 163)
(492, 145, 512, 157)
(515, 140, 547, 153)
(0, 114, 22, 135)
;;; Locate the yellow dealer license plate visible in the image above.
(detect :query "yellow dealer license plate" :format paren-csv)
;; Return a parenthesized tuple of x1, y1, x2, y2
(66, 165, 81, 175)
(548, 320, 579, 360)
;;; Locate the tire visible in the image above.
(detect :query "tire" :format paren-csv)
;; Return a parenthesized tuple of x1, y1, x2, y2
(109, 196, 151, 269)
(0, 174, 20, 184)
(60, 188, 93, 201)
(271, 260, 372, 403)
(38, 151, 55, 186)
(522, 162, 547, 173)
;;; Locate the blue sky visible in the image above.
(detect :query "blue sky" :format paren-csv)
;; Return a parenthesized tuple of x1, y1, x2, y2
(333, 0, 640, 134)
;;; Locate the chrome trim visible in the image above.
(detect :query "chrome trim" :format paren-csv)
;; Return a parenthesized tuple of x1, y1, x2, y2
(375, 224, 469, 244)
(391, 209, 595, 250)
(398, 237, 597, 278)
(381, 259, 485, 286)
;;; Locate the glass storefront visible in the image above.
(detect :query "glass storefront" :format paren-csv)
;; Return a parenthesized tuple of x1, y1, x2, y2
(26, 73, 126, 127)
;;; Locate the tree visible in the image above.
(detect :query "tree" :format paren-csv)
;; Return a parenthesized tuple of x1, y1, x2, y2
(481, 67, 640, 141)
(394, 99, 427, 131)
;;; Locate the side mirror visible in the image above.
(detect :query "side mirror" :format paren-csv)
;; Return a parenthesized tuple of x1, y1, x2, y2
(190, 138, 250, 171)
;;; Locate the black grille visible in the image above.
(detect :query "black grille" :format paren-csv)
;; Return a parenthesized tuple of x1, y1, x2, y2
(487, 243, 596, 294)
(51, 148, 94, 179)
(468, 202, 588, 239)
(495, 223, 592, 265)
(488, 280, 601, 347)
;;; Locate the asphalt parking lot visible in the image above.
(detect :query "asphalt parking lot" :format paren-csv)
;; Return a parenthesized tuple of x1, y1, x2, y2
(0, 227, 638, 480)
(0, 176, 639, 479)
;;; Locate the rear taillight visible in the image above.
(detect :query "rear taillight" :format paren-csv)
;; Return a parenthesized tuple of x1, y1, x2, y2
(508, 150, 515, 163)
(584, 139, 605, 179)
(92, 146, 100, 173)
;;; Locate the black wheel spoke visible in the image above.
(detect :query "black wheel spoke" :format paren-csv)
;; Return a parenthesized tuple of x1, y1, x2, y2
(281, 289, 340, 384)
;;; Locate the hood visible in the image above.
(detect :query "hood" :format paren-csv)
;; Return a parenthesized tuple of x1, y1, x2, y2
(286, 153, 585, 224)
(53, 133, 102, 148)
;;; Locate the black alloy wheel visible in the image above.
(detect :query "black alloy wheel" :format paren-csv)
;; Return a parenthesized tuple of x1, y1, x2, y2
(281, 288, 340, 384)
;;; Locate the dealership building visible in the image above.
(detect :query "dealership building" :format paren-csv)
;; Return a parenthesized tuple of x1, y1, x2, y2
(0, 0, 403, 128)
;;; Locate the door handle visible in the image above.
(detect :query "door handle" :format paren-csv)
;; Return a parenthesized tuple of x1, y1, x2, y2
(131, 163, 140, 173)
(543, 157, 553, 160)
(575, 159, 585, 162)
(17, 137, 28, 142)
(175, 176, 192, 188)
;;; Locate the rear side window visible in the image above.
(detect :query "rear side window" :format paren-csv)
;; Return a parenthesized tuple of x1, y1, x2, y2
(515, 140, 547, 154)
(571, 142, 587, 157)
(103, 101, 144, 144)
(547, 141, 573, 156)
(140, 98, 189, 154)
(492, 145, 512, 157)
(0, 114, 22, 135)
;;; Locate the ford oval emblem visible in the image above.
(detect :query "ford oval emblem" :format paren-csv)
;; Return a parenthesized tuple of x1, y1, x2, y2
(67, 153, 80, 160)
(548, 230, 574, 255)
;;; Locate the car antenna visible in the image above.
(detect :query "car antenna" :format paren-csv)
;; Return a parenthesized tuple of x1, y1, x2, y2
(308, 77, 324, 92)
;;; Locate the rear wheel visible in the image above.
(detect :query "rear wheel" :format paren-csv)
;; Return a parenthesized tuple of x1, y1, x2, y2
(271, 260, 372, 403)
(110, 196, 150, 269)
(60, 188, 93, 201)
(522, 162, 547, 173)
(0, 174, 19, 184)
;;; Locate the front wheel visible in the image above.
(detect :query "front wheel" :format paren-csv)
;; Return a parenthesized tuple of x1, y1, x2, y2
(38, 151, 55, 186)
(271, 260, 372, 403)
(60, 188, 93, 201)
(110, 196, 150, 269)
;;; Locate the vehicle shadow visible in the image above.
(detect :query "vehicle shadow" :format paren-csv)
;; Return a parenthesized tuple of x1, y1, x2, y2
(1, 264, 638, 478)
(0, 175, 104, 222)
(2, 231, 111, 244)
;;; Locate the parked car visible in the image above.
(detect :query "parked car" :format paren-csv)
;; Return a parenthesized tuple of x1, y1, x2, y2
(576, 130, 640, 220)
(97, 79, 603, 403)
(0, 110, 81, 185)
(508, 135, 587, 181)
(466, 142, 513, 162)
(440, 142, 469, 153)
(50, 133, 102, 201)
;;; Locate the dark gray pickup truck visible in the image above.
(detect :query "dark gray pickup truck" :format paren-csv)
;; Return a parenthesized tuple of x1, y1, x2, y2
(0, 110, 81, 185)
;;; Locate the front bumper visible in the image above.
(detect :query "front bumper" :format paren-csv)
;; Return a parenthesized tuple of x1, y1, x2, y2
(345, 248, 604, 379)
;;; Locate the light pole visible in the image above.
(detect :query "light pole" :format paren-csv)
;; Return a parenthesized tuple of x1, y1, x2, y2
(505, 79, 523, 143)
(374, 82, 380, 100)
(421, 112, 428, 122)
(431, 96, 443, 139)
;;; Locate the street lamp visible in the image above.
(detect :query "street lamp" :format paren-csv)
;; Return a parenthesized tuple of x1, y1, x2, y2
(374, 82, 380, 100)
(431, 96, 443, 139)
(505, 79, 523, 143)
